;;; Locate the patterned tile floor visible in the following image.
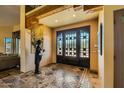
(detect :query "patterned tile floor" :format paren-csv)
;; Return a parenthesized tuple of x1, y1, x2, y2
(0, 64, 101, 88)
(0, 67, 21, 79)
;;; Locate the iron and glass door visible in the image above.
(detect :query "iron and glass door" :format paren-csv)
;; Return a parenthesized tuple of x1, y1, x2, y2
(56, 26, 90, 68)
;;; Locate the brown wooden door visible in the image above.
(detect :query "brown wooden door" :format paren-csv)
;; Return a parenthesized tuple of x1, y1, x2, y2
(114, 9, 124, 88)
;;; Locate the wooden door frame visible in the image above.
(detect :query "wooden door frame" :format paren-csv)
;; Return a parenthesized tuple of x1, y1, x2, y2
(114, 8, 124, 88)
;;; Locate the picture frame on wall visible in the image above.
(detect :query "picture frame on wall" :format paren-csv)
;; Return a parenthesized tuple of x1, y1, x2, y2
(99, 23, 103, 56)
(31, 24, 44, 53)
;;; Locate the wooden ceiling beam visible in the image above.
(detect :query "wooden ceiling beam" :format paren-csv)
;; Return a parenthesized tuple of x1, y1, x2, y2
(26, 5, 103, 28)
(36, 5, 73, 19)
(83, 5, 103, 11)
(26, 5, 64, 19)
(26, 5, 73, 28)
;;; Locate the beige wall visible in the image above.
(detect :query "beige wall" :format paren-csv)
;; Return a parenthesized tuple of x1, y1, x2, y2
(52, 19, 98, 72)
(41, 25, 53, 66)
(20, 6, 53, 72)
(13, 24, 20, 32)
(21, 26, 52, 72)
(104, 5, 124, 88)
(20, 5, 27, 72)
(23, 26, 52, 71)
(98, 10, 104, 87)
(0, 26, 13, 53)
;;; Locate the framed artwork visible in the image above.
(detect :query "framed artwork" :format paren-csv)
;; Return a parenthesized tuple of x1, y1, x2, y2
(31, 25, 44, 53)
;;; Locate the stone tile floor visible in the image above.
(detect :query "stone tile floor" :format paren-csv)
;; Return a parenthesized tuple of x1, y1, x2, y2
(0, 67, 21, 79)
(0, 64, 101, 88)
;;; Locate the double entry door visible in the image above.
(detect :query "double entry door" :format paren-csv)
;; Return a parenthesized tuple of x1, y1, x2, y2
(56, 26, 90, 68)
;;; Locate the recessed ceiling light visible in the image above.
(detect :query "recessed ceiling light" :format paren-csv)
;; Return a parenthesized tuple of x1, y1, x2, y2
(55, 19, 58, 23)
(73, 14, 76, 17)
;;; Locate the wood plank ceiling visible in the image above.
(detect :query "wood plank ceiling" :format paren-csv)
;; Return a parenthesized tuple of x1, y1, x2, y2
(25, 5, 103, 28)
(26, 5, 65, 28)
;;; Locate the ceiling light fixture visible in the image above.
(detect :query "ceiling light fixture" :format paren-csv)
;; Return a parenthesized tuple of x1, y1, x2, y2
(55, 19, 58, 23)
(73, 14, 76, 17)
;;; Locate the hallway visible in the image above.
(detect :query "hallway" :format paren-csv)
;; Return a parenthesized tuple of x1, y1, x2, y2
(0, 64, 101, 88)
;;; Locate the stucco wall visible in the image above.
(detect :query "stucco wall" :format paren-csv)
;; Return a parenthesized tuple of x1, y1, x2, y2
(41, 25, 53, 66)
(0, 26, 13, 53)
(104, 5, 124, 88)
(98, 10, 104, 87)
(21, 25, 53, 72)
(20, 6, 53, 72)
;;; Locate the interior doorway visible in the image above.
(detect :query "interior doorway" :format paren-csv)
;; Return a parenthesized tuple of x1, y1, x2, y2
(56, 26, 90, 68)
(114, 9, 124, 88)
(12, 31, 20, 55)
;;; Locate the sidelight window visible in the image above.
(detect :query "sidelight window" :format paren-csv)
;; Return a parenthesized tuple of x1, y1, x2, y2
(80, 30, 89, 58)
(57, 33, 63, 55)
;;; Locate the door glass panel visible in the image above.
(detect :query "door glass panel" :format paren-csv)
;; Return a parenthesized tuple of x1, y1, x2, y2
(80, 30, 89, 58)
(65, 32, 76, 57)
(121, 15, 124, 23)
(57, 33, 63, 55)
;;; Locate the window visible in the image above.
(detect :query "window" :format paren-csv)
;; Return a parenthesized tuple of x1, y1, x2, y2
(80, 30, 89, 58)
(57, 33, 63, 55)
(4, 38, 12, 54)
